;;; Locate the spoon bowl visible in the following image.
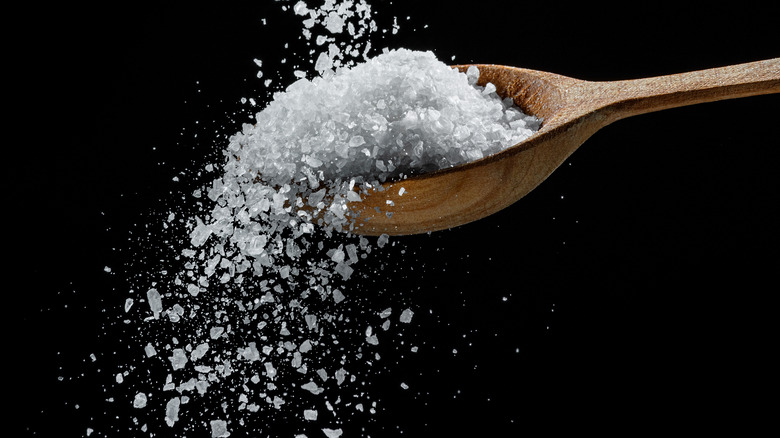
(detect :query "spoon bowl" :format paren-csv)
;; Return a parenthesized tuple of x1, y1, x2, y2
(347, 58, 780, 236)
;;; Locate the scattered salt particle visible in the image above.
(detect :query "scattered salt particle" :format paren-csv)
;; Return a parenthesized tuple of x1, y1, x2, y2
(104, 266, 111, 273)
(376, 234, 389, 248)
(332, 288, 345, 303)
(314, 52, 333, 73)
(400, 308, 414, 323)
(301, 381, 324, 395)
(133, 392, 147, 408)
(293, 1, 309, 16)
(191, 343, 210, 361)
(365, 326, 379, 345)
(401, 382, 409, 390)
(323, 428, 343, 438)
(144, 343, 157, 357)
(304, 409, 318, 420)
(304, 314, 318, 331)
(185, 284, 200, 297)
(210, 419, 230, 438)
(146, 288, 162, 319)
(124, 298, 133, 313)
(379, 308, 392, 318)
(316, 368, 328, 381)
(169, 348, 188, 370)
(116, 373, 124, 384)
(335, 368, 346, 386)
(90, 353, 96, 362)
(398, 187, 406, 196)
(264, 362, 277, 379)
(165, 397, 181, 427)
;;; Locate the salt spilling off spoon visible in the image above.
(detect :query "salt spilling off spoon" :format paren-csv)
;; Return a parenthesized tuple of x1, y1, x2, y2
(111, 3, 546, 437)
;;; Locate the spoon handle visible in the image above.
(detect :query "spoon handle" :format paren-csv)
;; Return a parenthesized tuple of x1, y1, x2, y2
(593, 58, 780, 122)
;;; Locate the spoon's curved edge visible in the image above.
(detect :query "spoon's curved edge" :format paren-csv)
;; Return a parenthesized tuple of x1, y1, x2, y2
(345, 64, 594, 237)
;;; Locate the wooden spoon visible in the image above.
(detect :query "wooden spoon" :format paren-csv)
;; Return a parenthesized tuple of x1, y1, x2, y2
(347, 58, 780, 236)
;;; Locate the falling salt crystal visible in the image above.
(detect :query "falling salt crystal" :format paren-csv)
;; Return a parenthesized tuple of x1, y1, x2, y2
(304, 314, 318, 331)
(210, 420, 230, 438)
(293, 1, 309, 16)
(301, 381, 324, 395)
(169, 348, 188, 370)
(332, 288, 345, 303)
(365, 326, 379, 345)
(124, 298, 133, 313)
(165, 397, 180, 427)
(144, 343, 157, 357)
(146, 288, 162, 319)
(335, 368, 347, 386)
(400, 308, 414, 323)
(133, 392, 147, 408)
(400, 382, 409, 390)
(304, 409, 318, 420)
(323, 428, 343, 438)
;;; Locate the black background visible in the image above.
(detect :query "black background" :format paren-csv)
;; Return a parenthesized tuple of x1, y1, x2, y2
(11, 1, 778, 437)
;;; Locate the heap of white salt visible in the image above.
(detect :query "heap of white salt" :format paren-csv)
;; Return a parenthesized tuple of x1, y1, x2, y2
(233, 48, 539, 187)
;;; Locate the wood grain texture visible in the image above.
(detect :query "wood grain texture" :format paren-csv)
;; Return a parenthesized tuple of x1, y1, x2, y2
(348, 58, 780, 236)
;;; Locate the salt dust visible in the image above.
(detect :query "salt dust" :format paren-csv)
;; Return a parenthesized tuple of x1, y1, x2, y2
(83, 1, 541, 437)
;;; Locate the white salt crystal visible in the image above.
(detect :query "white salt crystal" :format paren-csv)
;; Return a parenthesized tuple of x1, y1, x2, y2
(304, 409, 318, 420)
(332, 288, 345, 303)
(323, 428, 343, 438)
(400, 382, 409, 390)
(144, 343, 157, 357)
(400, 308, 414, 323)
(146, 288, 162, 319)
(124, 298, 133, 313)
(324, 12, 345, 33)
(209, 326, 224, 339)
(293, 1, 309, 16)
(314, 52, 333, 73)
(133, 392, 147, 408)
(165, 397, 180, 427)
(191, 343, 210, 361)
(304, 314, 318, 331)
(334, 368, 347, 386)
(301, 381, 324, 395)
(169, 348, 188, 370)
(210, 420, 230, 438)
